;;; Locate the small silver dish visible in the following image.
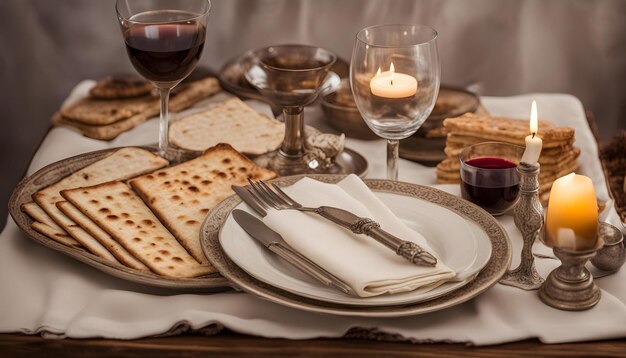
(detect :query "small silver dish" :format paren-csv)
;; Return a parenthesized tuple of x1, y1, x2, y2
(591, 222, 625, 272)
(321, 79, 378, 140)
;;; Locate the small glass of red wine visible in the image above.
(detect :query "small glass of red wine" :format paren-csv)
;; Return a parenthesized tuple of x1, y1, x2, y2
(116, 0, 211, 158)
(459, 142, 525, 216)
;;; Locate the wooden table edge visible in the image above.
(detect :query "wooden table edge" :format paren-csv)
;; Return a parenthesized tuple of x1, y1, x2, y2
(1, 331, 626, 357)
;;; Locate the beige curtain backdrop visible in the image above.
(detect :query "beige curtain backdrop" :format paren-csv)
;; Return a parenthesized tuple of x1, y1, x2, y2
(0, 0, 625, 226)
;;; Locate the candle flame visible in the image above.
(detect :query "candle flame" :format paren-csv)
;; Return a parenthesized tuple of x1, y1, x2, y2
(530, 100, 538, 134)
(390, 62, 394, 86)
(376, 67, 381, 76)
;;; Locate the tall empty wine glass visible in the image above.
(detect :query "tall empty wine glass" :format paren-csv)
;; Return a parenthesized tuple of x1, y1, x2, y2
(116, 0, 211, 158)
(350, 24, 440, 180)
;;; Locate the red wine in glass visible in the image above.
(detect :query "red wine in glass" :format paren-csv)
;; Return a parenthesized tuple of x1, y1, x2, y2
(124, 10, 205, 86)
(460, 157, 520, 215)
(117, 1, 210, 159)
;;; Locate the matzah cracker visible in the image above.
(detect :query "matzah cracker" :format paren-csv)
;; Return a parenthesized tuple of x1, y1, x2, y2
(169, 97, 284, 154)
(130, 143, 277, 264)
(446, 133, 575, 150)
(33, 147, 168, 260)
(443, 113, 575, 147)
(444, 144, 581, 165)
(89, 75, 153, 99)
(61, 95, 156, 125)
(57, 201, 149, 271)
(52, 77, 221, 141)
(31, 221, 82, 248)
(49, 204, 120, 264)
(21, 202, 65, 233)
(436, 157, 581, 178)
(52, 110, 157, 141)
(436, 170, 555, 193)
(436, 157, 580, 181)
(61, 182, 214, 278)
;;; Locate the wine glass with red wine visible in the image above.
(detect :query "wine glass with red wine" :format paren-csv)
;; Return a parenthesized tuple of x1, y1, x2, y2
(459, 142, 524, 216)
(116, 0, 211, 158)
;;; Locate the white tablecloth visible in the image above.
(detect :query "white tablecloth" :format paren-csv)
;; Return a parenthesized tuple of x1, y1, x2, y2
(1, 83, 624, 345)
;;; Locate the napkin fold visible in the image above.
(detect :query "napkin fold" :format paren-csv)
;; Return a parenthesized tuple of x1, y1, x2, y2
(263, 175, 456, 297)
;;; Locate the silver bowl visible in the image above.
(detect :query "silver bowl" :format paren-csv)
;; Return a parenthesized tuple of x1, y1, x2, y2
(321, 79, 378, 140)
(591, 222, 625, 271)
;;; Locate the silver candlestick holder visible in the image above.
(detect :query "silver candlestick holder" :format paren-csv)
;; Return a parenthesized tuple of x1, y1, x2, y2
(500, 162, 545, 290)
(538, 239, 603, 311)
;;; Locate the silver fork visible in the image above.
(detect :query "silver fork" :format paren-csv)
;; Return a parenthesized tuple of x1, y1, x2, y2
(248, 179, 438, 267)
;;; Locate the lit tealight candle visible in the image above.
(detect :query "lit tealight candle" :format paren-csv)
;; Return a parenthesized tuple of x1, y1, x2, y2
(369, 63, 417, 98)
(520, 100, 543, 164)
(546, 173, 599, 250)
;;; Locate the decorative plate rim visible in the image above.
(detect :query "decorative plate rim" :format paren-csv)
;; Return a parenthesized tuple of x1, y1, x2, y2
(218, 187, 491, 306)
(200, 174, 512, 317)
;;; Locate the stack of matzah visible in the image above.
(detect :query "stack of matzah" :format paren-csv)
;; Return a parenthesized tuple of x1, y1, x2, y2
(52, 77, 221, 141)
(435, 113, 581, 204)
(21, 144, 276, 278)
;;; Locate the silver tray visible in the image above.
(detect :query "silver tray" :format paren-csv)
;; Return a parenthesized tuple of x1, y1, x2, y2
(200, 175, 512, 317)
(9, 147, 231, 292)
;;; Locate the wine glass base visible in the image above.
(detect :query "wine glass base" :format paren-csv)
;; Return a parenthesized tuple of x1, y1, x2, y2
(150, 145, 202, 164)
(253, 151, 310, 176)
(252, 148, 368, 177)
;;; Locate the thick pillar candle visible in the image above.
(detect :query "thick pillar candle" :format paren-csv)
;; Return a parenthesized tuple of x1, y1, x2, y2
(546, 173, 598, 250)
(520, 101, 543, 164)
(370, 63, 417, 98)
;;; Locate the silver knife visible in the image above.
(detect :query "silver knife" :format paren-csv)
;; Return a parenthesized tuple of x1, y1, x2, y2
(232, 209, 353, 295)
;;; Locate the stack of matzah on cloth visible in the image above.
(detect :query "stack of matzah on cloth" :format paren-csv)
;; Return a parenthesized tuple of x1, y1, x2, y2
(21, 144, 276, 278)
(436, 113, 581, 204)
(52, 76, 221, 141)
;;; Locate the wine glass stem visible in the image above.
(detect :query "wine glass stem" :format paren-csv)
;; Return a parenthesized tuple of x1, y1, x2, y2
(387, 139, 399, 180)
(279, 106, 304, 158)
(158, 87, 171, 156)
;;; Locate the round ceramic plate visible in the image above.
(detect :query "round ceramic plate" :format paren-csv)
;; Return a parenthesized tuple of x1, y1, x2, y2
(9, 147, 231, 292)
(201, 175, 512, 317)
(219, 188, 492, 306)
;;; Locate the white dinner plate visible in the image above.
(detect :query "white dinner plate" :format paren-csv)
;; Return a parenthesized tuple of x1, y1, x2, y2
(219, 188, 492, 306)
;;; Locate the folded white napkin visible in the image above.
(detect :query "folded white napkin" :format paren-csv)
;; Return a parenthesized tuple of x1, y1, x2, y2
(263, 174, 456, 297)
